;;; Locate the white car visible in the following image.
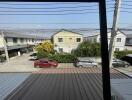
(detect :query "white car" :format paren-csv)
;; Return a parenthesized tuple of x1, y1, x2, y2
(74, 59, 98, 68)
(29, 52, 38, 61)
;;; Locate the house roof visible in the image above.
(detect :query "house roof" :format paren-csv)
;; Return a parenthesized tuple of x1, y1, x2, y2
(84, 29, 126, 38)
(51, 29, 83, 37)
(126, 34, 132, 38)
(0, 73, 30, 100)
(1, 30, 47, 39)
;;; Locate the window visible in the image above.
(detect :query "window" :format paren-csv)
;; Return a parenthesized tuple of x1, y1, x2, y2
(115, 48, 119, 51)
(32, 39, 34, 42)
(58, 38, 63, 42)
(20, 38, 24, 43)
(59, 48, 63, 53)
(69, 38, 72, 40)
(13, 38, 17, 43)
(76, 38, 81, 42)
(117, 38, 121, 42)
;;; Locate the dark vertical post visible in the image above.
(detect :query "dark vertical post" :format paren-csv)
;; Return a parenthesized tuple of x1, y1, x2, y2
(99, 0, 111, 100)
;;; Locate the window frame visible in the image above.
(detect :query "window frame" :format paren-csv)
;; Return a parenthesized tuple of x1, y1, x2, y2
(76, 38, 81, 42)
(117, 38, 121, 42)
(58, 38, 63, 42)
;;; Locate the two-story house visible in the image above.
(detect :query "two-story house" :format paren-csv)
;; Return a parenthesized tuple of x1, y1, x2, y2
(84, 30, 126, 51)
(0, 31, 45, 58)
(52, 29, 83, 53)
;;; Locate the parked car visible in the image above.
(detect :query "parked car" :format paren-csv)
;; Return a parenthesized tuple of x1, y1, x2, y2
(74, 59, 98, 68)
(112, 58, 130, 67)
(120, 54, 132, 65)
(34, 58, 58, 68)
(29, 52, 38, 61)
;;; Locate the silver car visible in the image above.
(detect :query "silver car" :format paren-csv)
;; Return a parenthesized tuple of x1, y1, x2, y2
(74, 59, 98, 68)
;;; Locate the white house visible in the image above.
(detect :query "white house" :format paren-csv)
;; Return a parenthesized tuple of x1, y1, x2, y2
(52, 29, 83, 53)
(84, 30, 127, 51)
(0, 31, 45, 58)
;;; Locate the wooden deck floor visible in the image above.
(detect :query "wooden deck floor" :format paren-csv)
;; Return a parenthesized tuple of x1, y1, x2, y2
(5, 68, 130, 100)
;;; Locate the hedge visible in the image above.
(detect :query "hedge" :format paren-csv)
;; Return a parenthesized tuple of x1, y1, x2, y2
(48, 54, 77, 63)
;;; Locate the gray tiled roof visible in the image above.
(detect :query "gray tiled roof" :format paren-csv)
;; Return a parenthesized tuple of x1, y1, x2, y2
(1, 31, 45, 39)
(126, 34, 132, 38)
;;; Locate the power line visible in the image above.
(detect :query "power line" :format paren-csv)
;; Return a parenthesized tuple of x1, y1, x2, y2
(0, 2, 96, 5)
(122, 0, 132, 2)
(0, 5, 114, 9)
(0, 23, 100, 24)
(0, 7, 114, 13)
(0, 10, 114, 15)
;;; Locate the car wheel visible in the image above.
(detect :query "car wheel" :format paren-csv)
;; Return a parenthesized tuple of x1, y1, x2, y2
(93, 65, 97, 68)
(35, 65, 40, 68)
(79, 65, 83, 68)
(124, 64, 129, 68)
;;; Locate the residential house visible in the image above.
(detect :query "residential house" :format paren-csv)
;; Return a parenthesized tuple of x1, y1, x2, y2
(0, 31, 45, 58)
(84, 30, 126, 51)
(52, 29, 83, 53)
(125, 34, 132, 50)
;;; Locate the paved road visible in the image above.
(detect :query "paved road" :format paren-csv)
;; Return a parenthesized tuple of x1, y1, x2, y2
(0, 53, 76, 72)
(0, 53, 40, 72)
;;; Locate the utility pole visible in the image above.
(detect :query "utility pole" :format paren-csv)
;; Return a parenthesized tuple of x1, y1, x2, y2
(109, 0, 121, 67)
(1, 31, 9, 62)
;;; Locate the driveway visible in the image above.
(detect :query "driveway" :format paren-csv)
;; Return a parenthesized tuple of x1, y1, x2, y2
(0, 53, 40, 72)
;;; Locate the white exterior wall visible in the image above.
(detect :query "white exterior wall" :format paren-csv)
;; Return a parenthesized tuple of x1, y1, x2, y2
(6, 38, 14, 46)
(0, 35, 4, 48)
(87, 31, 126, 51)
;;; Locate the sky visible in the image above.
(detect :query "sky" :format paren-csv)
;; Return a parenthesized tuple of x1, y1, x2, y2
(0, 1, 132, 33)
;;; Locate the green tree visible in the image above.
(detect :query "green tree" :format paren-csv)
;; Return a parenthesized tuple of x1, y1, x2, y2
(72, 41, 101, 57)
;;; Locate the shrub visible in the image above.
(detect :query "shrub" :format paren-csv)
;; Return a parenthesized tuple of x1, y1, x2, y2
(36, 50, 49, 59)
(72, 41, 101, 57)
(48, 54, 77, 63)
(114, 50, 132, 59)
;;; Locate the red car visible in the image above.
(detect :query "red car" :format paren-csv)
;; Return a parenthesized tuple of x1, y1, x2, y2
(34, 58, 58, 68)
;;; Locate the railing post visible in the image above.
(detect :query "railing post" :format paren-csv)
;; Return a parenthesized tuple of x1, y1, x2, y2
(99, 0, 111, 100)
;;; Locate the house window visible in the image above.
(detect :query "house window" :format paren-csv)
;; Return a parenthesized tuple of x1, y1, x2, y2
(20, 38, 24, 43)
(13, 38, 17, 43)
(59, 48, 63, 53)
(117, 38, 121, 42)
(76, 38, 81, 42)
(32, 39, 34, 42)
(58, 38, 63, 42)
(69, 38, 72, 40)
(115, 48, 119, 51)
